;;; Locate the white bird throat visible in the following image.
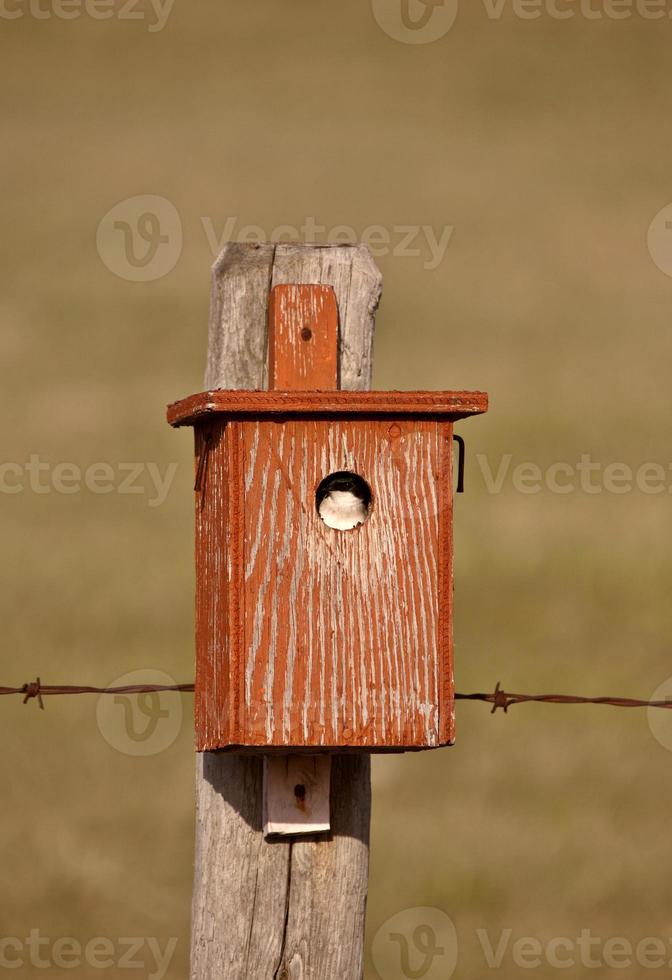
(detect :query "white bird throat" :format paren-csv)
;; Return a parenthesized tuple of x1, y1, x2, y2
(318, 489, 368, 530)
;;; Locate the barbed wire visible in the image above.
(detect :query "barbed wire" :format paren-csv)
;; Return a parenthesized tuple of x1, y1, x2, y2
(2, 678, 671, 714)
(454, 682, 672, 713)
(0, 679, 196, 710)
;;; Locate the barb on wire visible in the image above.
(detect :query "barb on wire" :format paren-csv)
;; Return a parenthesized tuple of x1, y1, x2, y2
(2, 678, 672, 714)
(0, 678, 195, 710)
(454, 681, 672, 713)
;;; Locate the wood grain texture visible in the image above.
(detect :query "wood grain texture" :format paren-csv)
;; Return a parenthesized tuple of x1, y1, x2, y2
(269, 244, 380, 392)
(197, 418, 454, 750)
(204, 243, 275, 391)
(204, 242, 381, 393)
(191, 753, 288, 975)
(269, 284, 339, 390)
(190, 243, 376, 980)
(168, 388, 488, 426)
(263, 755, 331, 836)
(281, 753, 370, 979)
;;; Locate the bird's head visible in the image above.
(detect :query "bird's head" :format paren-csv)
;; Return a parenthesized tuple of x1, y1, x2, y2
(326, 474, 357, 494)
(315, 471, 372, 511)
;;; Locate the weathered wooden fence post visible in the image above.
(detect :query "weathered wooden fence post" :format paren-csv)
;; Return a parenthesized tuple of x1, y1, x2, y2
(170, 241, 487, 977)
(190, 242, 382, 979)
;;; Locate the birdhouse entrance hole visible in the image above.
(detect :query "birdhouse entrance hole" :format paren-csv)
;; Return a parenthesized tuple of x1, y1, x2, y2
(315, 471, 372, 531)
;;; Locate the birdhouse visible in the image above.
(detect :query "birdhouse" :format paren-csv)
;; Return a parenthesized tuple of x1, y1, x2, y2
(168, 284, 487, 752)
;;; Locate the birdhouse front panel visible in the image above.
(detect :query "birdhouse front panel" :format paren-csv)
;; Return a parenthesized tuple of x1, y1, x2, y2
(190, 415, 453, 751)
(168, 388, 488, 752)
(240, 417, 452, 750)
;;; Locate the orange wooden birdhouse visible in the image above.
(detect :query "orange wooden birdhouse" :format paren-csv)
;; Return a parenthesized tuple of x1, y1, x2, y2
(168, 283, 487, 752)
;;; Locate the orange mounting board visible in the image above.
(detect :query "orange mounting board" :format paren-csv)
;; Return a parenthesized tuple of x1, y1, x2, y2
(268, 283, 339, 391)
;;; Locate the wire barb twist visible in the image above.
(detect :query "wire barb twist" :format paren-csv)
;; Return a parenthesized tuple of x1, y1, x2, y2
(21, 677, 44, 709)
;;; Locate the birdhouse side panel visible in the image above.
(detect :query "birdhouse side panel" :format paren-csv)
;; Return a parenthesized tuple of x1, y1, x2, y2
(194, 422, 243, 750)
(239, 418, 453, 749)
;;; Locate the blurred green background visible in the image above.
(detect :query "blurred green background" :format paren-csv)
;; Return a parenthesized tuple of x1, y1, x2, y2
(3, 1, 672, 977)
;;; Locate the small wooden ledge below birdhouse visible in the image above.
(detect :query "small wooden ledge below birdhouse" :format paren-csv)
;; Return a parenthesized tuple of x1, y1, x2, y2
(166, 388, 488, 427)
(262, 755, 331, 838)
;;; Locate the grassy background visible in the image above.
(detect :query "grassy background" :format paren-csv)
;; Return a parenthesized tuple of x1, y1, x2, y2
(2, 2, 672, 977)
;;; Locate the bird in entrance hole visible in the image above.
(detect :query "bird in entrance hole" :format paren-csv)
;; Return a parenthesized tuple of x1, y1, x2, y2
(316, 472, 371, 531)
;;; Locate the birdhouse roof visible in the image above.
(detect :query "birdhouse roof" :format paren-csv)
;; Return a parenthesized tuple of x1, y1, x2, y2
(167, 389, 488, 427)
